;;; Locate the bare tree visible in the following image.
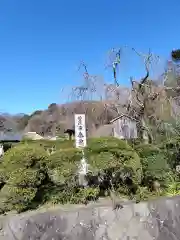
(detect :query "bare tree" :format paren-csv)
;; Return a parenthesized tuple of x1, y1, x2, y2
(128, 48, 179, 143)
(66, 48, 179, 142)
(106, 48, 121, 87)
(105, 46, 172, 143)
(70, 61, 106, 102)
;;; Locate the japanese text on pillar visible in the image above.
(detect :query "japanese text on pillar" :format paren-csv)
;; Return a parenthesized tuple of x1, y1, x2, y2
(74, 114, 87, 148)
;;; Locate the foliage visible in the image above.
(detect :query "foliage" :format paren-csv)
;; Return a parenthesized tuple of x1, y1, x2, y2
(1, 136, 180, 214)
(135, 186, 154, 202)
(7, 168, 45, 187)
(0, 144, 48, 213)
(42, 185, 100, 205)
(164, 180, 180, 197)
(46, 148, 82, 166)
(159, 137, 180, 171)
(21, 139, 75, 151)
(134, 144, 171, 188)
(85, 137, 142, 195)
(0, 184, 37, 213)
(46, 148, 82, 185)
(86, 137, 133, 154)
(134, 144, 161, 158)
(0, 144, 48, 180)
(70, 187, 100, 204)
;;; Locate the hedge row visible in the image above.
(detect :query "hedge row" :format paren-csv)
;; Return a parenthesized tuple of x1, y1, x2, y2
(0, 137, 179, 213)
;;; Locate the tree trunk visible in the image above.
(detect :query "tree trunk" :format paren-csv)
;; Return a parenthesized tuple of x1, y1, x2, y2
(137, 117, 153, 144)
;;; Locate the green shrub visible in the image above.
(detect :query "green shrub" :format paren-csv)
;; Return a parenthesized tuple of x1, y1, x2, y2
(7, 168, 45, 188)
(3, 136, 178, 213)
(127, 139, 142, 148)
(86, 137, 132, 154)
(70, 187, 100, 204)
(158, 138, 180, 171)
(159, 137, 180, 150)
(135, 144, 170, 189)
(0, 168, 8, 186)
(41, 185, 74, 205)
(87, 151, 141, 183)
(46, 148, 82, 186)
(134, 144, 160, 158)
(0, 144, 48, 213)
(163, 178, 180, 197)
(42, 185, 100, 205)
(143, 154, 170, 185)
(0, 144, 48, 180)
(0, 184, 37, 213)
(0, 168, 46, 212)
(47, 162, 78, 186)
(46, 148, 82, 168)
(20, 139, 75, 151)
(134, 186, 157, 202)
(85, 137, 142, 194)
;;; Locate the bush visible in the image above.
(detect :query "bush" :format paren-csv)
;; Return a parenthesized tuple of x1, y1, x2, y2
(41, 138, 142, 205)
(159, 137, 180, 150)
(0, 144, 48, 213)
(70, 187, 100, 204)
(163, 177, 180, 197)
(135, 144, 171, 189)
(47, 162, 78, 186)
(0, 145, 84, 212)
(1, 136, 179, 213)
(46, 148, 82, 167)
(85, 137, 142, 194)
(45, 148, 82, 186)
(159, 138, 180, 171)
(86, 137, 132, 154)
(134, 144, 160, 158)
(7, 168, 45, 188)
(0, 184, 37, 213)
(21, 139, 75, 151)
(42, 185, 100, 205)
(0, 168, 46, 212)
(0, 144, 48, 181)
(0, 168, 8, 186)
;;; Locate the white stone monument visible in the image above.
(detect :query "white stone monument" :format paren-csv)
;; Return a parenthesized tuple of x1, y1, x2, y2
(78, 151, 89, 186)
(74, 114, 87, 148)
(0, 144, 4, 158)
(74, 114, 88, 186)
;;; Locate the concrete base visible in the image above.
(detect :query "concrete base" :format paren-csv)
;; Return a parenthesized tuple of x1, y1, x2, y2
(1, 195, 180, 239)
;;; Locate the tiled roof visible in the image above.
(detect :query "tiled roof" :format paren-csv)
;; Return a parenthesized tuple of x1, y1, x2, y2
(0, 132, 23, 141)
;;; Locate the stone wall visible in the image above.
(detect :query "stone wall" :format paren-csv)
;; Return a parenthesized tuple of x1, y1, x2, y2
(1, 195, 180, 240)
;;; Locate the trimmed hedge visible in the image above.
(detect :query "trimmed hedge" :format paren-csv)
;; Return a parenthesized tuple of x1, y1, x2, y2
(20, 139, 75, 151)
(0, 136, 179, 213)
(0, 144, 48, 174)
(46, 148, 82, 185)
(134, 144, 161, 158)
(7, 168, 45, 187)
(0, 184, 37, 213)
(134, 144, 171, 189)
(86, 137, 133, 153)
(0, 144, 48, 213)
(85, 137, 142, 192)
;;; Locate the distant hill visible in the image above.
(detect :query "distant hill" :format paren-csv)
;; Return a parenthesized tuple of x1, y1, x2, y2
(0, 101, 119, 138)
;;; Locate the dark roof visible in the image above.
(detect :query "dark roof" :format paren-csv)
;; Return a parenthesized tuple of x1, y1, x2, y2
(0, 132, 23, 141)
(110, 114, 137, 123)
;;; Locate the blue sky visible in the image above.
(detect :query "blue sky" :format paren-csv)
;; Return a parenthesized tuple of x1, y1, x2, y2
(0, 0, 179, 114)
